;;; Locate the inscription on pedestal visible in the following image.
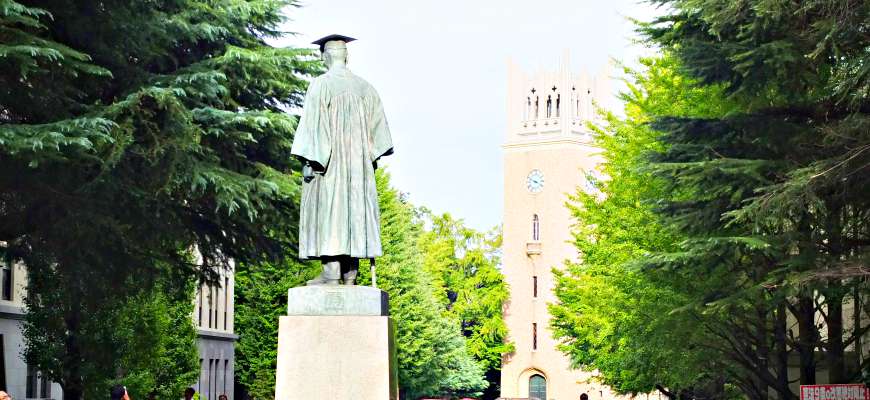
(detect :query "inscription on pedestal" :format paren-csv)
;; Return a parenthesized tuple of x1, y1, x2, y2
(286, 285, 389, 316)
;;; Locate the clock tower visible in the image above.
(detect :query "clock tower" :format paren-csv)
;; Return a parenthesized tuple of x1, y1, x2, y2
(500, 52, 617, 400)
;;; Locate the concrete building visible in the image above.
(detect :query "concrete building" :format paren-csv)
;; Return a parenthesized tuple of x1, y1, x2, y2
(500, 52, 621, 400)
(0, 260, 237, 400)
(193, 264, 238, 400)
(0, 262, 60, 400)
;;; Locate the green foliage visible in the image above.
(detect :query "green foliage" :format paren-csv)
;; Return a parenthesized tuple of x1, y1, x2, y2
(550, 55, 736, 396)
(112, 284, 200, 400)
(417, 212, 511, 396)
(356, 171, 488, 400)
(234, 258, 316, 400)
(549, 1, 870, 398)
(418, 213, 511, 369)
(0, 1, 318, 399)
(23, 270, 199, 400)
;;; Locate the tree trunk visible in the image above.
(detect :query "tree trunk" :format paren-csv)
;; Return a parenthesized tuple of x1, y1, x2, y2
(655, 384, 677, 400)
(855, 283, 863, 376)
(797, 293, 817, 385)
(756, 302, 770, 400)
(827, 286, 845, 383)
(61, 283, 84, 400)
(774, 302, 794, 400)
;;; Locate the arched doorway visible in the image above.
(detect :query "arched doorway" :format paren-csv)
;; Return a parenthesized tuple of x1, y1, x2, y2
(529, 374, 546, 400)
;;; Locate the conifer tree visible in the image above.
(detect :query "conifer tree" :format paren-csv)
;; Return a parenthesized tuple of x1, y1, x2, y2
(0, 1, 318, 399)
(638, 0, 870, 392)
(357, 171, 487, 399)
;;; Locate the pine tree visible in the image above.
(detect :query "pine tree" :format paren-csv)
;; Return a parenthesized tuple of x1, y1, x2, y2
(0, 1, 319, 399)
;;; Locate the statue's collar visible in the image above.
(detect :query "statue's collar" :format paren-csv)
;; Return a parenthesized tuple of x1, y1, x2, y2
(326, 67, 352, 77)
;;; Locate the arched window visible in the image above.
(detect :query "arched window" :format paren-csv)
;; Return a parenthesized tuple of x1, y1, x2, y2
(532, 214, 540, 241)
(529, 374, 547, 400)
(546, 95, 552, 118)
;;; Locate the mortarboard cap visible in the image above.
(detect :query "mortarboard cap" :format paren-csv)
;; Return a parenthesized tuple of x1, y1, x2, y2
(312, 34, 357, 53)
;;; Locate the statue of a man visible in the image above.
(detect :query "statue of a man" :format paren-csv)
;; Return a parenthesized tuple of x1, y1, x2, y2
(291, 34, 394, 286)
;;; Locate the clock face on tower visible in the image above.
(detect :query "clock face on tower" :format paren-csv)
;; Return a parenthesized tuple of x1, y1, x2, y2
(526, 169, 544, 193)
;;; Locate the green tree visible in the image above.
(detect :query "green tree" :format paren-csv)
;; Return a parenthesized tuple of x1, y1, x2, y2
(628, 0, 870, 396)
(550, 55, 739, 398)
(23, 272, 199, 400)
(357, 171, 487, 400)
(112, 282, 200, 400)
(0, 1, 318, 399)
(234, 258, 316, 400)
(417, 212, 512, 397)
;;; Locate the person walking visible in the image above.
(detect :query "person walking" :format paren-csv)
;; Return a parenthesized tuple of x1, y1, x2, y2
(110, 385, 130, 400)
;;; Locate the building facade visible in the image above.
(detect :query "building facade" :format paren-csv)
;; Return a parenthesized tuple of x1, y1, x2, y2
(0, 262, 59, 400)
(193, 264, 237, 400)
(500, 52, 621, 400)
(0, 260, 236, 400)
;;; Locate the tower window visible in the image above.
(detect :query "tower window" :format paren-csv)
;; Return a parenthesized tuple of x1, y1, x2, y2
(529, 374, 547, 400)
(532, 214, 540, 241)
(532, 323, 538, 350)
(533, 276, 538, 298)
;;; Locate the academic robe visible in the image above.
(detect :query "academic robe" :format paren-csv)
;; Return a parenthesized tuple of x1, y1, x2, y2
(291, 68, 394, 259)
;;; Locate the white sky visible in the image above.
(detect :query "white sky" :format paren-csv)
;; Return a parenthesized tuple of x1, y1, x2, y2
(273, 0, 662, 231)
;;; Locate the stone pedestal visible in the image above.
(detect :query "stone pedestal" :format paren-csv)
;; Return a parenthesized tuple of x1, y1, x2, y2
(274, 286, 398, 400)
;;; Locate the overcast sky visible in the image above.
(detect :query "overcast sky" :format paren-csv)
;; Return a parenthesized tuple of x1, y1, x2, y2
(273, 0, 661, 231)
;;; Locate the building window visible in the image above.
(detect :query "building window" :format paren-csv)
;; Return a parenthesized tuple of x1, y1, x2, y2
(532, 323, 537, 350)
(529, 374, 546, 400)
(39, 371, 50, 399)
(532, 214, 540, 241)
(207, 286, 213, 329)
(2, 261, 12, 301)
(223, 359, 229, 396)
(209, 359, 215, 400)
(1, 335, 7, 392)
(26, 364, 37, 399)
(198, 289, 203, 327)
(533, 276, 538, 298)
(212, 286, 218, 330)
(224, 277, 229, 331)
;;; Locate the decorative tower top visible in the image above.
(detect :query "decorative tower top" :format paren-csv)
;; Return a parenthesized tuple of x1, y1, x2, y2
(506, 50, 611, 145)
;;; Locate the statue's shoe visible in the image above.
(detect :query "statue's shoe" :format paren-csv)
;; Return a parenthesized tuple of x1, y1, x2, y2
(342, 271, 358, 286)
(306, 276, 341, 285)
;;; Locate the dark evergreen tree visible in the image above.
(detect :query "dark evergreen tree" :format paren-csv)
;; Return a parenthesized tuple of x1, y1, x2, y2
(638, 0, 870, 394)
(0, 1, 318, 399)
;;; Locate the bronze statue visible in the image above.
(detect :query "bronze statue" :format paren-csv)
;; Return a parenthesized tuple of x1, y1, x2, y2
(291, 34, 394, 285)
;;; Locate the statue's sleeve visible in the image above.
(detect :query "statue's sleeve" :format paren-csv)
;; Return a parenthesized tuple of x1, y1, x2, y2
(291, 79, 330, 171)
(368, 92, 394, 162)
